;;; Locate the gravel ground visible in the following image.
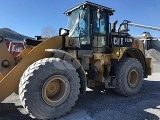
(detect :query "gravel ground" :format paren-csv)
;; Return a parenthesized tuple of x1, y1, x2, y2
(0, 62, 160, 120)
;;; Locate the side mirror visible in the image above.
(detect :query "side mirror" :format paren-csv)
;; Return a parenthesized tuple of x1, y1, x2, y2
(59, 28, 69, 36)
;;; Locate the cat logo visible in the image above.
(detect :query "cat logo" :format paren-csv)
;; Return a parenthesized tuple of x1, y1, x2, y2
(113, 37, 133, 46)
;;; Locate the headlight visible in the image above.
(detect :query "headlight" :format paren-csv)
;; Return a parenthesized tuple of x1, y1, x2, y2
(68, 38, 80, 48)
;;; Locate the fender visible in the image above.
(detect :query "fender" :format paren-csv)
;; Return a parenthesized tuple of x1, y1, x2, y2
(45, 49, 87, 94)
(122, 48, 148, 78)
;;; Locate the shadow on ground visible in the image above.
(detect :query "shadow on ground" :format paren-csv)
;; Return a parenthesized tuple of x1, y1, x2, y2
(0, 103, 31, 120)
(60, 80, 160, 120)
(0, 80, 160, 120)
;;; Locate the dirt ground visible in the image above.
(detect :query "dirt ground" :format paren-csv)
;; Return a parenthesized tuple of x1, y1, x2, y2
(0, 62, 160, 120)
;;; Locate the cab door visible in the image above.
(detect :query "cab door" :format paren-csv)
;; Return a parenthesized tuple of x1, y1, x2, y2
(91, 9, 109, 53)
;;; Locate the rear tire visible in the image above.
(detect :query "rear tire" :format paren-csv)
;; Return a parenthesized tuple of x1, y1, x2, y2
(19, 58, 80, 119)
(115, 58, 143, 96)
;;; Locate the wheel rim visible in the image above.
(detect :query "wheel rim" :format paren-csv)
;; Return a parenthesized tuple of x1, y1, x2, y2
(42, 75, 70, 106)
(127, 69, 139, 88)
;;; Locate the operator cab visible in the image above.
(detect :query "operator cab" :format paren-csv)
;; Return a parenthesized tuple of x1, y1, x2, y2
(61, 1, 115, 53)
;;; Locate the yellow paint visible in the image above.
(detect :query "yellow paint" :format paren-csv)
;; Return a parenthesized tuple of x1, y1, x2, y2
(0, 39, 15, 77)
(0, 73, 3, 81)
(0, 36, 62, 102)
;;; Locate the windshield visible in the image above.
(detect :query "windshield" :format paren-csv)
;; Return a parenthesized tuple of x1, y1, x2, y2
(67, 7, 90, 45)
(67, 8, 81, 37)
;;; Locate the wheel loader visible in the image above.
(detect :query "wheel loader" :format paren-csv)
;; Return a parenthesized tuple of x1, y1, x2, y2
(0, 1, 152, 119)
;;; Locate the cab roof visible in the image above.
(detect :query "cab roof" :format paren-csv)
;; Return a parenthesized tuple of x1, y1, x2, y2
(64, 1, 115, 15)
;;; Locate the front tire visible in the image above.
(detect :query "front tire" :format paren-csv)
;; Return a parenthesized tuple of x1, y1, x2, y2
(115, 58, 143, 96)
(19, 58, 80, 119)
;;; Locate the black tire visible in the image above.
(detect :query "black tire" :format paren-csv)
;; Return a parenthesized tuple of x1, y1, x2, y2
(115, 58, 143, 96)
(19, 58, 80, 119)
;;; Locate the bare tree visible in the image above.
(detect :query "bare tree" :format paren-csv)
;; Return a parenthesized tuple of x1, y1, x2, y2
(41, 26, 57, 38)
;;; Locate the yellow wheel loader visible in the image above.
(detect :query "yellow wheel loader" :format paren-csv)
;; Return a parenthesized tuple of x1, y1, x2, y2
(0, 1, 151, 119)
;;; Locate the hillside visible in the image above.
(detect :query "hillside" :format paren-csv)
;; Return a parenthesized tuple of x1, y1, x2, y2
(0, 28, 32, 41)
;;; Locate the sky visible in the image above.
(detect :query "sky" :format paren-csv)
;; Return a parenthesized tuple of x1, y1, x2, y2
(0, 0, 160, 38)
